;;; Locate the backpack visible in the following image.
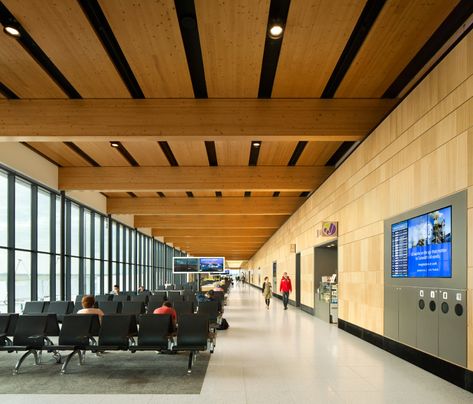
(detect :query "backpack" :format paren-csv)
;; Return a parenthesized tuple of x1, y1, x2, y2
(217, 318, 229, 330)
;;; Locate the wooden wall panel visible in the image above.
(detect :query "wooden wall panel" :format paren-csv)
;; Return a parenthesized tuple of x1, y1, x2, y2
(272, 0, 365, 97)
(4, 0, 130, 98)
(98, 0, 194, 98)
(246, 31, 473, 370)
(336, 0, 459, 97)
(195, 0, 269, 97)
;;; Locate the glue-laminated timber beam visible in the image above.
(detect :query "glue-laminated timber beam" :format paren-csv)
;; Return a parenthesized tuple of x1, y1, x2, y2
(152, 228, 275, 238)
(0, 98, 397, 141)
(135, 215, 289, 228)
(163, 236, 268, 244)
(59, 166, 332, 191)
(107, 196, 305, 215)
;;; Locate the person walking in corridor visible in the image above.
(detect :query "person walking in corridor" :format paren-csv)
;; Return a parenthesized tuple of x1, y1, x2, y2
(279, 272, 292, 310)
(262, 276, 272, 309)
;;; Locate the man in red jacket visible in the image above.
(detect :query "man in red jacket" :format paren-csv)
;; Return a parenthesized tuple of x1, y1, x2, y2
(279, 272, 292, 310)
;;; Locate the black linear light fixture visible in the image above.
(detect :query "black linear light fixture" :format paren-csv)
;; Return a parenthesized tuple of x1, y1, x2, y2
(249, 141, 262, 166)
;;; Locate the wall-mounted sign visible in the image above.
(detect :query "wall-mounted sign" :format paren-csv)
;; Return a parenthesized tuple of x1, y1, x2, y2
(321, 222, 338, 237)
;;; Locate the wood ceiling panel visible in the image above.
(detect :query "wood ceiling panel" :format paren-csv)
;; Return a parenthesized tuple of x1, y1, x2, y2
(222, 191, 245, 197)
(162, 192, 187, 198)
(193, 191, 216, 197)
(4, 0, 130, 98)
(0, 33, 65, 98)
(134, 192, 159, 198)
(273, 0, 366, 97)
(195, 0, 269, 97)
(153, 228, 275, 237)
(215, 141, 251, 166)
(251, 192, 275, 197)
(104, 192, 131, 198)
(75, 142, 130, 166)
(297, 141, 342, 166)
(99, 0, 194, 98)
(258, 141, 298, 165)
(121, 142, 169, 166)
(279, 192, 304, 197)
(167, 141, 209, 166)
(336, 0, 459, 97)
(27, 142, 89, 167)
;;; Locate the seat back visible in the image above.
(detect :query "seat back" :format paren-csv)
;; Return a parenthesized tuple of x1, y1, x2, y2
(98, 301, 121, 315)
(167, 291, 184, 304)
(59, 314, 96, 346)
(121, 301, 146, 316)
(138, 314, 172, 348)
(74, 295, 84, 304)
(99, 315, 132, 348)
(176, 314, 209, 349)
(72, 302, 83, 314)
(197, 301, 219, 322)
(13, 315, 49, 347)
(131, 294, 148, 304)
(0, 314, 11, 334)
(165, 284, 175, 290)
(47, 301, 73, 321)
(149, 292, 166, 305)
(112, 294, 129, 302)
(23, 301, 46, 314)
(95, 294, 112, 302)
(174, 301, 194, 320)
(147, 301, 162, 314)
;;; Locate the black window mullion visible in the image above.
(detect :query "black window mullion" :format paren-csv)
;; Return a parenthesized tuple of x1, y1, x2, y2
(49, 193, 56, 301)
(7, 173, 15, 313)
(65, 200, 71, 300)
(30, 184, 38, 301)
(128, 229, 133, 291)
(122, 226, 126, 290)
(60, 191, 66, 301)
(107, 215, 112, 293)
(115, 223, 120, 287)
(100, 215, 105, 295)
(134, 229, 137, 291)
(90, 212, 95, 295)
(78, 206, 85, 295)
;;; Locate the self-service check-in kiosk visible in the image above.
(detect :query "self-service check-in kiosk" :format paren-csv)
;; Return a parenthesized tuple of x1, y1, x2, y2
(384, 191, 467, 368)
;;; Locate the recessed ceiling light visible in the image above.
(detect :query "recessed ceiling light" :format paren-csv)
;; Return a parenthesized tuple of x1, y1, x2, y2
(110, 141, 120, 148)
(269, 24, 283, 39)
(252, 142, 261, 147)
(3, 26, 20, 37)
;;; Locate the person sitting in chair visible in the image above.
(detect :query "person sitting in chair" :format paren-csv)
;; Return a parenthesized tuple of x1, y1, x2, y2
(77, 295, 104, 322)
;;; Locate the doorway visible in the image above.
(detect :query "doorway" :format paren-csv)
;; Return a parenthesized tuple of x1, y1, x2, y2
(272, 261, 277, 295)
(295, 252, 301, 307)
(314, 241, 338, 323)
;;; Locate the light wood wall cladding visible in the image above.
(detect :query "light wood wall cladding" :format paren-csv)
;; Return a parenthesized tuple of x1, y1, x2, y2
(247, 31, 473, 369)
(195, 0, 269, 97)
(272, 0, 365, 97)
(3, 0, 130, 98)
(58, 166, 334, 191)
(135, 214, 289, 229)
(74, 143, 130, 166)
(152, 228, 275, 238)
(335, 0, 459, 97)
(215, 140, 251, 166)
(167, 141, 208, 166)
(107, 196, 305, 215)
(98, 0, 194, 98)
(0, 33, 65, 98)
(26, 142, 90, 167)
(0, 99, 395, 141)
(258, 141, 298, 165)
(120, 142, 170, 166)
(297, 141, 343, 166)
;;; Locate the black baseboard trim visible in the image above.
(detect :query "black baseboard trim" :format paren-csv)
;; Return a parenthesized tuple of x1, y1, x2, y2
(300, 303, 314, 315)
(338, 319, 473, 393)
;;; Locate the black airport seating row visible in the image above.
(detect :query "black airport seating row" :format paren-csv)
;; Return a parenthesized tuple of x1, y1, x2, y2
(0, 313, 215, 374)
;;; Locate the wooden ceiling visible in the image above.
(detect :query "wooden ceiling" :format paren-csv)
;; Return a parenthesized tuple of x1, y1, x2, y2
(0, 0, 470, 262)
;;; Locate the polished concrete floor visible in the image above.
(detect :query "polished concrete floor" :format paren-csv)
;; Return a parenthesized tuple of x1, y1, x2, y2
(3, 283, 473, 403)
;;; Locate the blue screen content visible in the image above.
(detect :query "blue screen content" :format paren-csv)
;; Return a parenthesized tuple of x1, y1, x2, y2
(199, 258, 224, 272)
(391, 206, 452, 278)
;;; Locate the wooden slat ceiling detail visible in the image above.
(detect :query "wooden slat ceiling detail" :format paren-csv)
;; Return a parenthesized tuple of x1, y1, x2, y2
(27, 142, 89, 167)
(0, 99, 395, 141)
(107, 196, 305, 215)
(195, 0, 269, 97)
(335, 0, 460, 97)
(74, 142, 130, 166)
(167, 141, 209, 166)
(58, 166, 333, 191)
(161, 192, 187, 198)
(297, 141, 343, 166)
(133, 192, 159, 198)
(135, 215, 289, 228)
(164, 236, 269, 244)
(103, 192, 130, 198)
(3, 0, 130, 98)
(272, 0, 366, 97)
(121, 142, 169, 167)
(98, 0, 194, 98)
(152, 228, 276, 238)
(214, 141, 251, 166)
(258, 141, 299, 165)
(193, 191, 217, 197)
(0, 32, 65, 98)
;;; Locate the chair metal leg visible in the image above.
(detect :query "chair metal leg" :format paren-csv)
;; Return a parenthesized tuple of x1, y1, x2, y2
(53, 351, 62, 364)
(13, 349, 37, 374)
(78, 350, 85, 365)
(187, 351, 194, 374)
(61, 350, 79, 374)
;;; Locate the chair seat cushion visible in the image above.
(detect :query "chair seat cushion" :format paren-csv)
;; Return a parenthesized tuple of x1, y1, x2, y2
(172, 345, 207, 351)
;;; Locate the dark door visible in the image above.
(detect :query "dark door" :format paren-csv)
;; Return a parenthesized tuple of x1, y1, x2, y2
(272, 261, 277, 294)
(295, 253, 301, 307)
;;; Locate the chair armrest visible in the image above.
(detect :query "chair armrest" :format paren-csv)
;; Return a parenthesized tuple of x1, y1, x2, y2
(0, 334, 13, 346)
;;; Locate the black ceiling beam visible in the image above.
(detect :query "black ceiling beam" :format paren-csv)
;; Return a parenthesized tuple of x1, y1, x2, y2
(244, 191, 251, 197)
(249, 141, 262, 166)
(127, 192, 137, 198)
(157, 192, 166, 198)
(112, 142, 139, 167)
(205, 141, 218, 166)
(78, 0, 144, 99)
(0, 2, 81, 98)
(0, 82, 19, 99)
(325, 142, 355, 167)
(288, 141, 308, 166)
(215, 191, 222, 198)
(186, 191, 194, 198)
(21, 142, 61, 167)
(299, 192, 310, 197)
(158, 141, 179, 166)
(174, 0, 208, 98)
(258, 0, 291, 98)
(321, 0, 386, 98)
(63, 142, 100, 167)
(383, 0, 473, 98)
(273, 191, 280, 197)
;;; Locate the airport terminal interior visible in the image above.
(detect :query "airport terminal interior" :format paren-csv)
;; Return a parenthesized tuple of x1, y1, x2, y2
(0, 0, 472, 403)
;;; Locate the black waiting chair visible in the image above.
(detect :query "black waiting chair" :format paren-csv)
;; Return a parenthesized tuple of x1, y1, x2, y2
(174, 301, 194, 320)
(46, 301, 74, 322)
(147, 301, 162, 314)
(165, 284, 175, 290)
(157, 285, 165, 290)
(0, 314, 19, 343)
(121, 302, 146, 317)
(167, 291, 184, 304)
(149, 292, 166, 304)
(0, 315, 58, 374)
(46, 314, 100, 373)
(72, 302, 83, 314)
(90, 315, 135, 352)
(197, 301, 220, 326)
(131, 294, 148, 304)
(23, 301, 47, 314)
(95, 294, 112, 302)
(112, 294, 129, 303)
(74, 295, 84, 304)
(130, 314, 173, 353)
(98, 301, 122, 315)
(172, 314, 212, 373)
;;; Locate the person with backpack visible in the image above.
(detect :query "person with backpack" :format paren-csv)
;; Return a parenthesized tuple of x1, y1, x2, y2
(262, 276, 272, 309)
(279, 272, 292, 310)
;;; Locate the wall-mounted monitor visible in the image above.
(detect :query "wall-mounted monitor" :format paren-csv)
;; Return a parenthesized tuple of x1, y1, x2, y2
(199, 257, 225, 272)
(173, 257, 199, 273)
(391, 206, 452, 278)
